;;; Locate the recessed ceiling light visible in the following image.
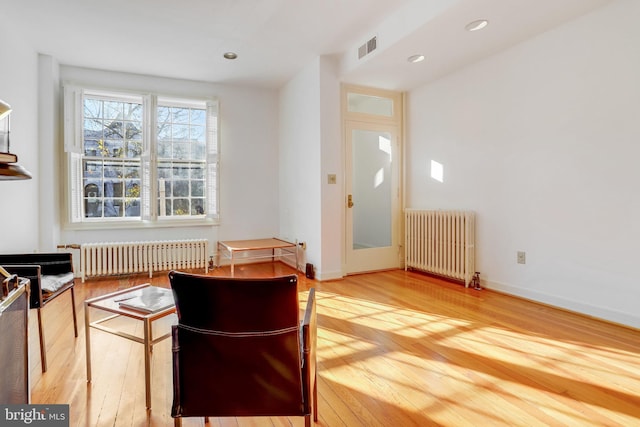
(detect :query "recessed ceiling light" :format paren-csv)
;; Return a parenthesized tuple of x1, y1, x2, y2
(465, 19, 489, 32)
(223, 52, 238, 60)
(407, 54, 425, 63)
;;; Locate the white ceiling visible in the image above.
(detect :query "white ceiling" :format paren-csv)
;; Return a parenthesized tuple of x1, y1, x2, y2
(1, 0, 612, 91)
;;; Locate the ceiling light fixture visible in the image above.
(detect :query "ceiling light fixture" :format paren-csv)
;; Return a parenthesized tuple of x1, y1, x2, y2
(407, 54, 425, 63)
(465, 19, 489, 32)
(223, 52, 238, 60)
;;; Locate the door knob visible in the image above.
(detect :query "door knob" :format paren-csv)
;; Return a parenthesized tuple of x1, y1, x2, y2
(347, 194, 354, 208)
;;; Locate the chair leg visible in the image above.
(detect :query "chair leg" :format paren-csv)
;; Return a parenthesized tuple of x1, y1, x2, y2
(174, 417, 182, 427)
(37, 308, 47, 373)
(313, 372, 318, 421)
(70, 287, 78, 337)
(305, 414, 311, 427)
(204, 416, 210, 424)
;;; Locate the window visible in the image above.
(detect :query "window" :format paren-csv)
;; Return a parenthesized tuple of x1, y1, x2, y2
(64, 86, 219, 226)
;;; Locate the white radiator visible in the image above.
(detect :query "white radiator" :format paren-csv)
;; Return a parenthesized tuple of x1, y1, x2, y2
(405, 210, 476, 287)
(80, 239, 209, 282)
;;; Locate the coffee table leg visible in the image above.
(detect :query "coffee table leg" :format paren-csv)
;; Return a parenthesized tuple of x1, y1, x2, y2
(144, 317, 152, 409)
(85, 302, 92, 382)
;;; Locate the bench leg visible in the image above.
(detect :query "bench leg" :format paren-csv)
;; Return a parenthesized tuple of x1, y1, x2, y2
(37, 308, 47, 373)
(70, 287, 78, 337)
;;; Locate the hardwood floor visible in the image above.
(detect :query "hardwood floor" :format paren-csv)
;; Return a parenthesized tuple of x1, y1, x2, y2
(28, 264, 640, 426)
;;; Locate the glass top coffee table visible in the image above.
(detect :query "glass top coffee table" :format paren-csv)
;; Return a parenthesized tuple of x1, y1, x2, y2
(217, 238, 298, 275)
(84, 283, 176, 410)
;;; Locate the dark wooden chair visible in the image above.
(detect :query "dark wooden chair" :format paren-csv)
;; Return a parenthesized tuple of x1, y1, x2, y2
(0, 253, 78, 372)
(168, 270, 317, 427)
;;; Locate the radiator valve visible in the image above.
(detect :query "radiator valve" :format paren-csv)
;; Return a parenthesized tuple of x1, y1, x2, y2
(471, 272, 482, 290)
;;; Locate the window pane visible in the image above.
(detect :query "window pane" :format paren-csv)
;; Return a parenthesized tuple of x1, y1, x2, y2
(125, 200, 140, 217)
(125, 165, 139, 179)
(157, 141, 171, 158)
(158, 163, 171, 179)
(172, 124, 189, 141)
(158, 106, 171, 124)
(104, 101, 122, 120)
(191, 109, 205, 125)
(105, 140, 124, 157)
(83, 175, 101, 218)
(191, 125, 205, 143)
(172, 107, 190, 124)
(84, 118, 103, 134)
(124, 102, 142, 121)
(191, 198, 205, 215)
(173, 165, 189, 178)
(125, 140, 142, 158)
(173, 199, 189, 215)
(84, 99, 102, 118)
(158, 124, 172, 141)
(103, 199, 121, 217)
(124, 120, 142, 141)
(84, 160, 102, 177)
(124, 179, 140, 217)
(193, 142, 205, 160)
(104, 120, 124, 140)
(125, 180, 140, 196)
(191, 164, 204, 179)
(173, 142, 190, 160)
(191, 180, 204, 197)
(347, 93, 393, 116)
(173, 180, 189, 197)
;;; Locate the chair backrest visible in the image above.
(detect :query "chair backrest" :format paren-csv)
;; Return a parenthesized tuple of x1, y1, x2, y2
(168, 270, 305, 418)
(0, 253, 74, 309)
(0, 253, 73, 276)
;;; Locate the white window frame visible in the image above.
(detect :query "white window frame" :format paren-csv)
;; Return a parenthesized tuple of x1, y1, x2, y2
(63, 84, 219, 229)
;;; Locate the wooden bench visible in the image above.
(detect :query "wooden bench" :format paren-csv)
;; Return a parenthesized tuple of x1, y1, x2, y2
(0, 253, 78, 372)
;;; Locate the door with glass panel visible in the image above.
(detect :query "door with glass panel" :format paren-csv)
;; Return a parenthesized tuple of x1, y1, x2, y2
(344, 87, 402, 274)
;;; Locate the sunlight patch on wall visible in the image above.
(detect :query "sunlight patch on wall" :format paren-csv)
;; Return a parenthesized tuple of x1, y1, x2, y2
(430, 160, 444, 183)
(378, 135, 392, 160)
(374, 167, 385, 188)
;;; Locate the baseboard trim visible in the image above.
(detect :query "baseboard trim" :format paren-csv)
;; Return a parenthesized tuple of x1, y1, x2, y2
(485, 279, 640, 330)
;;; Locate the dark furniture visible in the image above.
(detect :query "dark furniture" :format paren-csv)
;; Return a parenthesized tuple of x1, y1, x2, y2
(0, 276, 30, 403)
(168, 271, 317, 427)
(0, 253, 78, 372)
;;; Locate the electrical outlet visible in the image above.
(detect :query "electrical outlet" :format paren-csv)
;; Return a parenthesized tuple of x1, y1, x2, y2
(517, 251, 526, 264)
(327, 174, 337, 184)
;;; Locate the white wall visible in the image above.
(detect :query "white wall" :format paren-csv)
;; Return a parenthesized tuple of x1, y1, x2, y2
(318, 57, 343, 280)
(406, 0, 640, 327)
(278, 55, 343, 280)
(44, 65, 281, 257)
(0, 19, 40, 253)
(278, 58, 323, 274)
(38, 55, 61, 251)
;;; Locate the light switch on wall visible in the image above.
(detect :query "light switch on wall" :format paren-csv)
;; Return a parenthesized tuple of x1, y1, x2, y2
(327, 174, 337, 184)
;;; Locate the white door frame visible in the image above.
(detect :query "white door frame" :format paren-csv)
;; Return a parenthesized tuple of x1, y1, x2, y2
(342, 85, 404, 275)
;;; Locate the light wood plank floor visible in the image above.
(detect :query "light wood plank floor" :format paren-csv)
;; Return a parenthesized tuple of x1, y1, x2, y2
(28, 263, 640, 426)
